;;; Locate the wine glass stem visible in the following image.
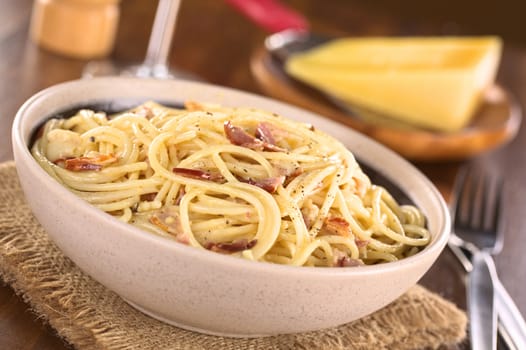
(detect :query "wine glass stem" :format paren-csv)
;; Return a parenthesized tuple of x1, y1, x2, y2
(143, 0, 181, 70)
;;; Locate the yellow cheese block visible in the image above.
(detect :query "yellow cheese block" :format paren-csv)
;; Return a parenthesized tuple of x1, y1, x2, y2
(285, 37, 502, 132)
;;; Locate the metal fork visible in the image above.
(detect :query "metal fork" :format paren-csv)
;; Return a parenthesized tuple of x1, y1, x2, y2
(452, 167, 499, 349)
(449, 166, 526, 349)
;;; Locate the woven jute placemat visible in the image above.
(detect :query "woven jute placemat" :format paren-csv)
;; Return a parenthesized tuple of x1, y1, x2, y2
(0, 161, 467, 349)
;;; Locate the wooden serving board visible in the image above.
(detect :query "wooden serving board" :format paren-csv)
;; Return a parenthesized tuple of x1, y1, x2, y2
(250, 47, 522, 162)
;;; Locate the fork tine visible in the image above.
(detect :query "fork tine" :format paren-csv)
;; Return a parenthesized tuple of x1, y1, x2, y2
(489, 175, 504, 254)
(477, 171, 490, 231)
(452, 164, 505, 254)
(489, 176, 503, 233)
(466, 168, 482, 229)
(480, 172, 493, 230)
(452, 166, 472, 227)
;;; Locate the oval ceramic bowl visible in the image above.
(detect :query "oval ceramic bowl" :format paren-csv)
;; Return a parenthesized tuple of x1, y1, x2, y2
(12, 77, 450, 337)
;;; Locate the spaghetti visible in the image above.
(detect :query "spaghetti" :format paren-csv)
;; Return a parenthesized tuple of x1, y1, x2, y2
(32, 101, 430, 267)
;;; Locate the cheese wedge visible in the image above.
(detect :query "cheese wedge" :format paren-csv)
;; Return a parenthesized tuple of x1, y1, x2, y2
(285, 37, 502, 132)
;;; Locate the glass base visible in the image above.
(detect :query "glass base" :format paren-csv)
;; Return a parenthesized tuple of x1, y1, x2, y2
(82, 60, 203, 81)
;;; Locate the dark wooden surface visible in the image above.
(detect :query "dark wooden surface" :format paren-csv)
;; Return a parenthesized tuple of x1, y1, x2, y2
(0, 0, 524, 348)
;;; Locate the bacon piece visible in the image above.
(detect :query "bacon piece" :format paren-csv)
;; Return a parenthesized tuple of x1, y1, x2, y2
(285, 165, 303, 178)
(332, 249, 364, 267)
(134, 105, 154, 119)
(256, 122, 287, 152)
(335, 256, 364, 267)
(175, 187, 186, 205)
(255, 122, 277, 145)
(258, 121, 289, 142)
(224, 121, 259, 148)
(285, 167, 303, 187)
(224, 121, 286, 152)
(140, 192, 157, 202)
(173, 168, 224, 182)
(149, 208, 189, 244)
(56, 154, 118, 172)
(206, 239, 257, 253)
(273, 162, 301, 178)
(241, 176, 285, 194)
(184, 101, 205, 111)
(261, 142, 286, 152)
(273, 162, 303, 186)
(355, 239, 369, 248)
(301, 200, 319, 229)
(64, 159, 102, 171)
(352, 176, 367, 197)
(320, 216, 351, 237)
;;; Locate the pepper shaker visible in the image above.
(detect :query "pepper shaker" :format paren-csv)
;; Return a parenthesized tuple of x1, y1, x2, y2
(30, 0, 121, 59)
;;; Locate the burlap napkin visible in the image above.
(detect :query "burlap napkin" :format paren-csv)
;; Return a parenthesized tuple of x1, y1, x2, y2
(0, 161, 467, 350)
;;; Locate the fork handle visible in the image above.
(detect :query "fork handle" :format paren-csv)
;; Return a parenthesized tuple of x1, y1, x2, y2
(468, 251, 498, 350)
(449, 242, 526, 349)
(495, 278, 526, 349)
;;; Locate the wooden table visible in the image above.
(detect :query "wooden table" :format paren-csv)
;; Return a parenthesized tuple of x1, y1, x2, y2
(0, 0, 524, 348)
